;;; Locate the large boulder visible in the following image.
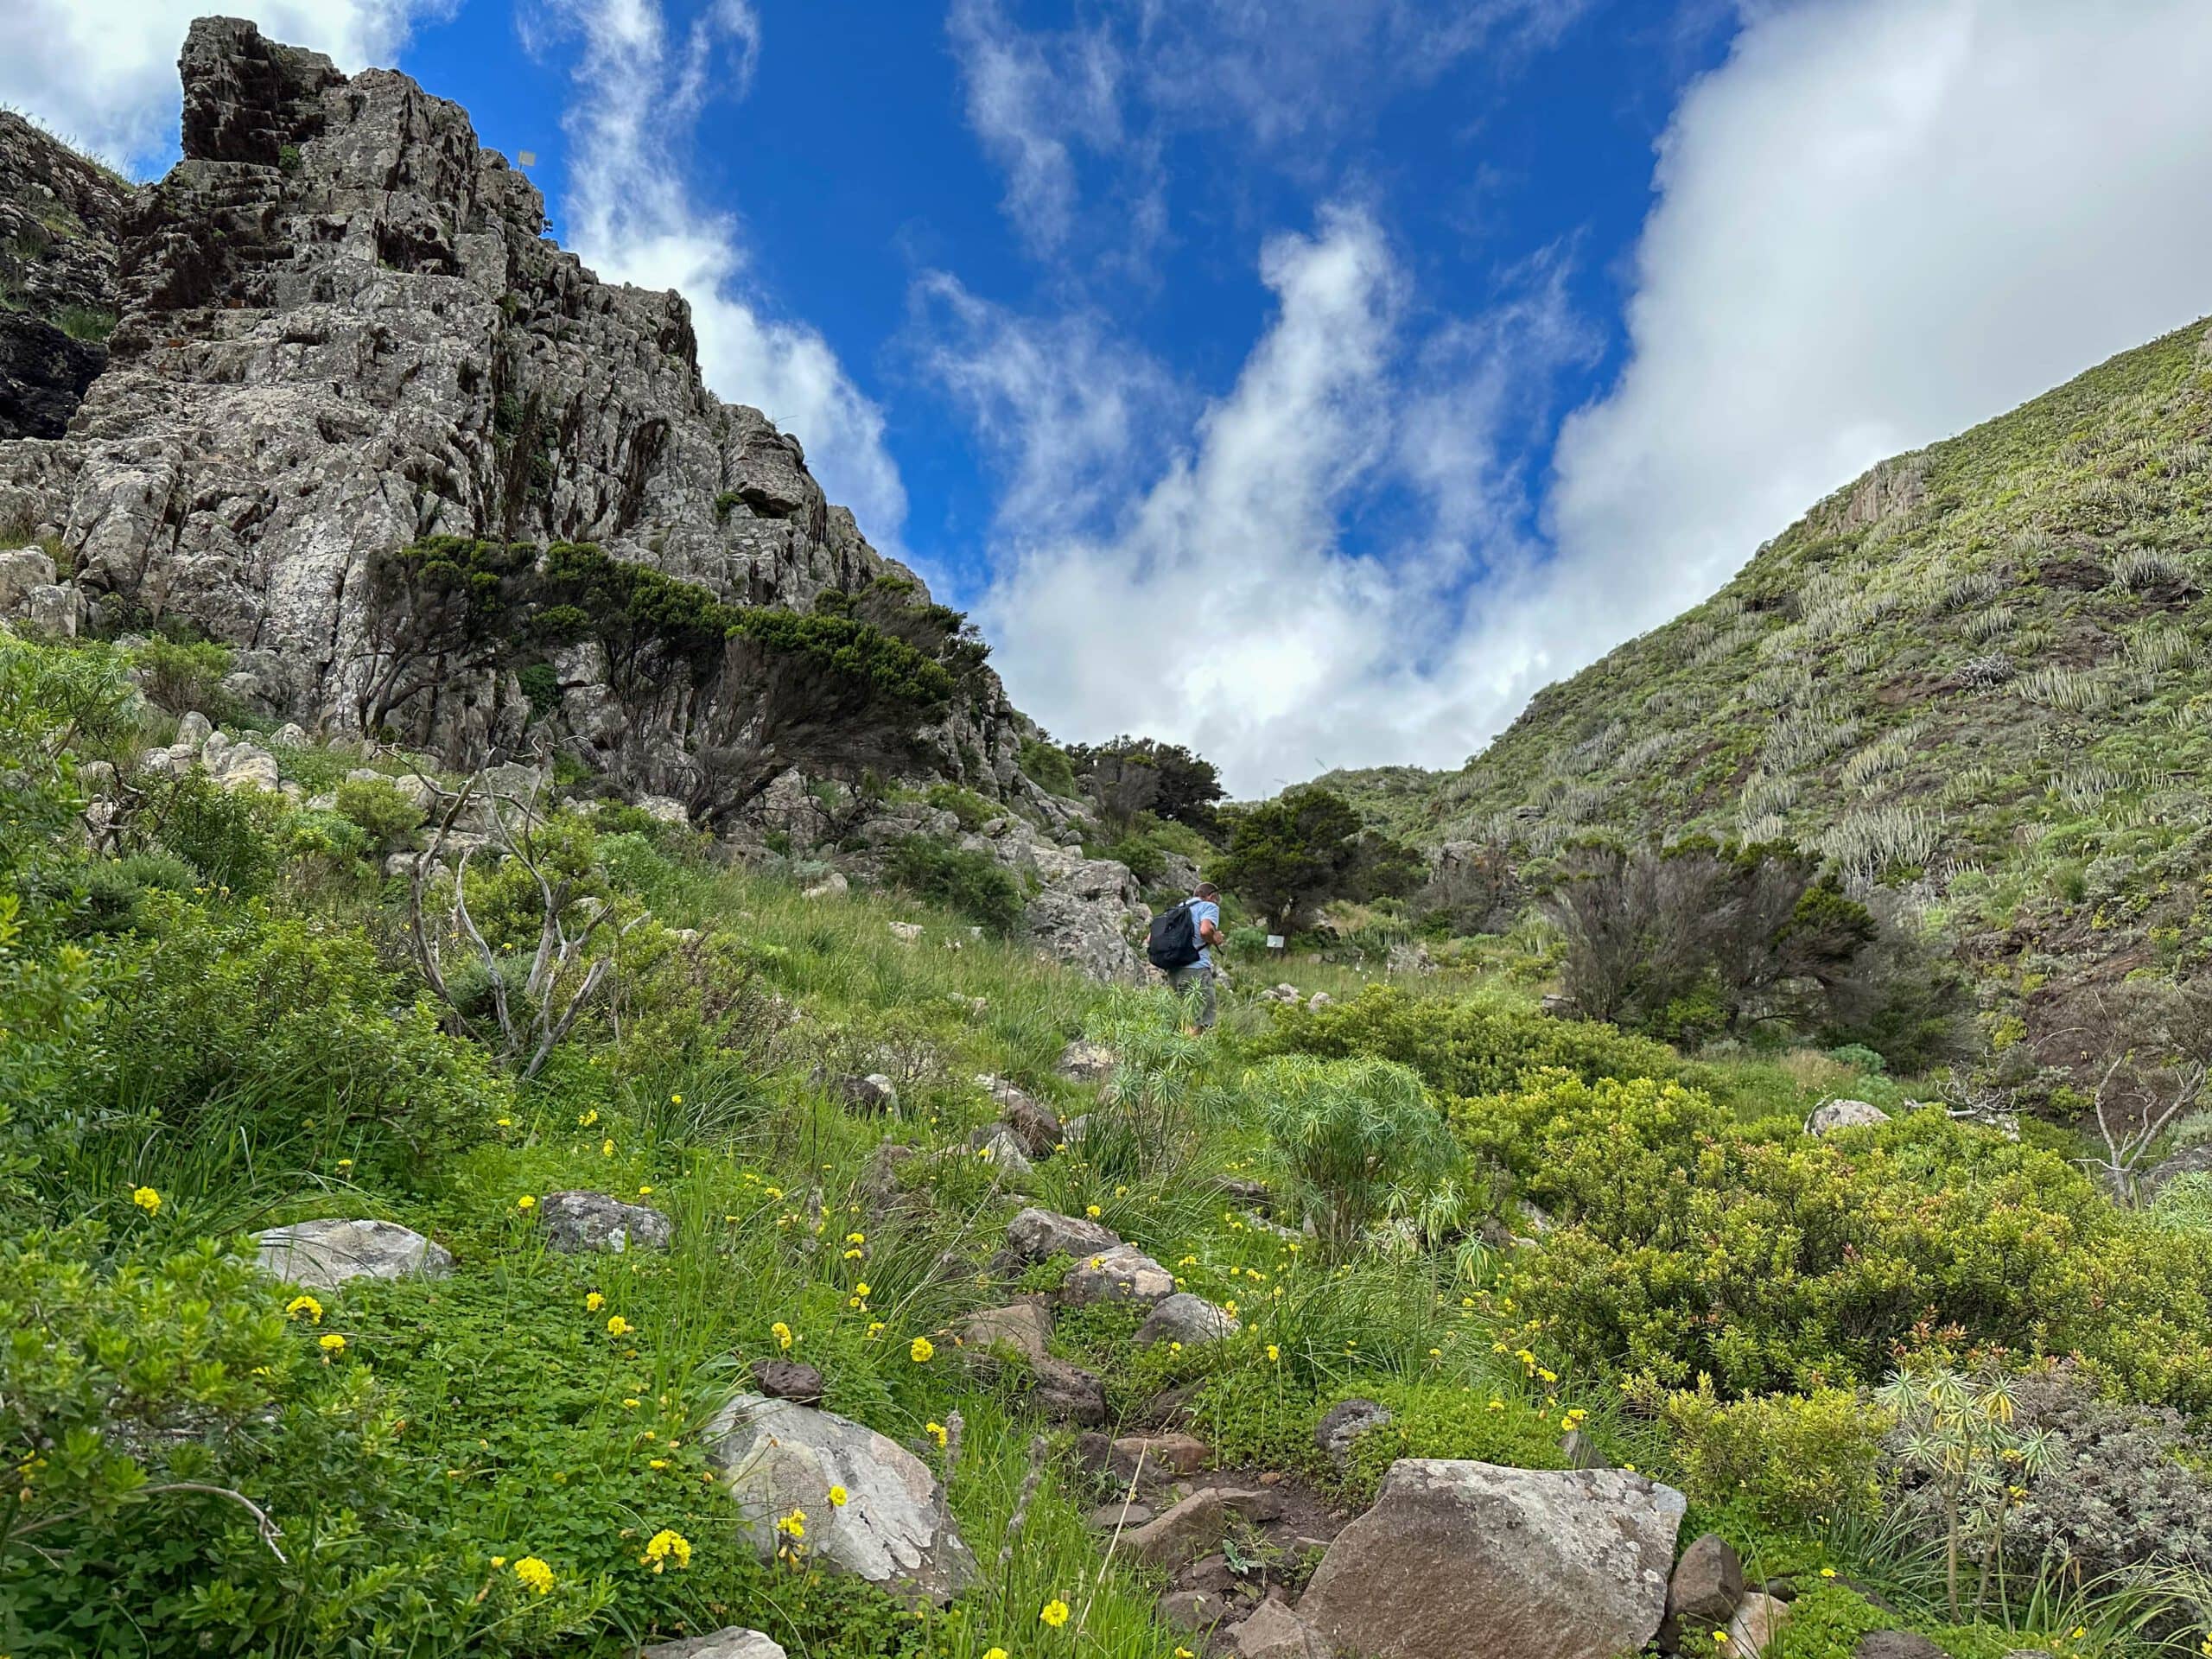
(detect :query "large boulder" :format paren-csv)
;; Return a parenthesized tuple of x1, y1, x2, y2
(1806, 1099, 1891, 1135)
(252, 1218, 453, 1288)
(1135, 1293, 1240, 1347)
(1005, 1205, 1117, 1262)
(537, 1189, 673, 1253)
(1297, 1461, 1687, 1659)
(702, 1394, 976, 1602)
(641, 1631, 786, 1659)
(1062, 1243, 1175, 1307)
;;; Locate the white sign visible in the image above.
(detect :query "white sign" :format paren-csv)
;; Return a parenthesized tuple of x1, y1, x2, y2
(1265, 934, 1286, 950)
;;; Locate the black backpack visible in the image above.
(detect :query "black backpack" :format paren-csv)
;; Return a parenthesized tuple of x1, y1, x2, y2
(1146, 899, 1202, 971)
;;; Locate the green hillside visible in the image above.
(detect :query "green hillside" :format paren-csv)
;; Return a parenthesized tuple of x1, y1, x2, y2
(1332, 317, 2212, 1063)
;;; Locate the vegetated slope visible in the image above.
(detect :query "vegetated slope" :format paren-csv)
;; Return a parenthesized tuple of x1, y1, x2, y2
(1332, 317, 2212, 1060)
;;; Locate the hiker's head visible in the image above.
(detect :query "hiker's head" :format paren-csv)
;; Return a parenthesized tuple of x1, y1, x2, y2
(1194, 882, 1219, 900)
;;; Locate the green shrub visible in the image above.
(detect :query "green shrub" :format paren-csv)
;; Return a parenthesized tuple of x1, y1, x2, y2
(1635, 1379, 1888, 1528)
(1018, 736, 1078, 797)
(886, 836, 1025, 937)
(72, 894, 505, 1185)
(1246, 1054, 1456, 1257)
(924, 782, 995, 830)
(333, 774, 426, 854)
(69, 849, 198, 934)
(1464, 1075, 2212, 1406)
(135, 635, 232, 715)
(1255, 983, 1686, 1099)
(138, 770, 278, 895)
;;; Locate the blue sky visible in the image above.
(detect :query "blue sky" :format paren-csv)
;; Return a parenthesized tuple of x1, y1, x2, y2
(12, 2, 2212, 791)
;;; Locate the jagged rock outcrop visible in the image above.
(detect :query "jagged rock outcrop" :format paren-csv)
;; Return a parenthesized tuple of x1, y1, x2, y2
(0, 112, 127, 440)
(0, 17, 1021, 804)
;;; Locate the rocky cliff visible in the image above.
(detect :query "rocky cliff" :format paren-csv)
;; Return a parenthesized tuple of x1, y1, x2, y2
(0, 111, 128, 439)
(0, 17, 1029, 812)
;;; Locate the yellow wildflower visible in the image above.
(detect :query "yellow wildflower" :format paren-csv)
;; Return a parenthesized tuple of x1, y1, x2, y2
(285, 1294, 323, 1323)
(579, 1108, 598, 1126)
(829, 1484, 849, 1507)
(621, 1397, 640, 1408)
(847, 1231, 866, 1244)
(910, 1336, 935, 1363)
(130, 1186, 161, 1215)
(319, 1333, 346, 1355)
(775, 1509, 806, 1540)
(1267, 1344, 1280, 1363)
(606, 1315, 635, 1337)
(585, 1291, 605, 1312)
(772, 1320, 794, 1351)
(641, 1529, 693, 1572)
(926, 1421, 947, 1446)
(516, 1194, 537, 1211)
(513, 1555, 555, 1594)
(1039, 1599, 1071, 1628)
(1085, 1204, 1102, 1218)
(602, 1138, 614, 1156)
(854, 1282, 871, 1298)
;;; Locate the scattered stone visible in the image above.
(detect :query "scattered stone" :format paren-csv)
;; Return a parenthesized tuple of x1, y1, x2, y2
(1135, 1292, 1240, 1347)
(1212, 1173, 1271, 1204)
(252, 1218, 453, 1289)
(1057, 1039, 1116, 1083)
(1806, 1099, 1891, 1135)
(969, 1124, 1036, 1180)
(1306, 992, 1333, 1012)
(702, 1394, 976, 1602)
(200, 731, 282, 791)
(1123, 1488, 1230, 1568)
(750, 1358, 826, 1407)
(175, 710, 213, 750)
(887, 921, 924, 943)
(537, 1189, 673, 1253)
(1853, 1635, 1948, 1659)
(1298, 1460, 1688, 1659)
(1005, 1205, 1117, 1262)
(1160, 1588, 1230, 1633)
(1260, 983, 1301, 1005)
(1662, 1532, 1746, 1647)
(861, 1142, 915, 1209)
(1033, 1358, 1108, 1426)
(1109, 1433, 1211, 1480)
(1314, 1399, 1394, 1465)
(836, 1073, 899, 1114)
(979, 1074, 1062, 1158)
(954, 1302, 1052, 1365)
(1726, 1592, 1790, 1659)
(639, 1630, 786, 1659)
(1228, 1600, 1331, 1659)
(633, 793, 690, 825)
(1062, 1243, 1174, 1306)
(803, 872, 849, 900)
(267, 721, 308, 747)
(1085, 1499, 1156, 1531)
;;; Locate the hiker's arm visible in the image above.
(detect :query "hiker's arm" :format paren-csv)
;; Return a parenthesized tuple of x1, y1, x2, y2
(1198, 916, 1224, 946)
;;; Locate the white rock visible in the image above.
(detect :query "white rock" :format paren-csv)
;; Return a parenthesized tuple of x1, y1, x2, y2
(1135, 1292, 1240, 1347)
(267, 721, 309, 747)
(1805, 1099, 1890, 1135)
(175, 711, 213, 750)
(1005, 1205, 1118, 1262)
(252, 1218, 454, 1289)
(804, 872, 849, 899)
(537, 1189, 673, 1253)
(1062, 1243, 1175, 1307)
(887, 920, 924, 943)
(641, 1631, 787, 1659)
(702, 1394, 976, 1602)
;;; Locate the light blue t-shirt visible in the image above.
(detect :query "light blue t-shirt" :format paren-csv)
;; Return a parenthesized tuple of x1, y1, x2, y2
(1188, 898, 1220, 966)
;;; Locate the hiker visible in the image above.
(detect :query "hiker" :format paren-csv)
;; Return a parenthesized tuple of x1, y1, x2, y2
(1147, 880, 1224, 1032)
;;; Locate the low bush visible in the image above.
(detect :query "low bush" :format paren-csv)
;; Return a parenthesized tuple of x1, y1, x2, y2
(1254, 983, 1687, 1099)
(886, 836, 1025, 938)
(134, 771, 278, 896)
(1634, 1378, 1888, 1528)
(334, 774, 426, 854)
(134, 635, 232, 716)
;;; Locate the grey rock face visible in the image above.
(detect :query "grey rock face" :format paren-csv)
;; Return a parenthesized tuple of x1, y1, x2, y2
(702, 1393, 976, 1602)
(1298, 1460, 1688, 1659)
(2139, 1141, 2212, 1202)
(640, 1630, 787, 1659)
(0, 18, 1024, 809)
(1005, 1206, 1118, 1262)
(1135, 1293, 1240, 1347)
(1057, 1039, 1116, 1083)
(0, 111, 126, 439)
(1806, 1099, 1891, 1135)
(1229, 1601, 1331, 1659)
(537, 1189, 673, 1253)
(252, 1217, 454, 1288)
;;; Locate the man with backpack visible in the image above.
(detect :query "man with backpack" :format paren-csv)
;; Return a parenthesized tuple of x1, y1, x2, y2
(1146, 880, 1225, 1033)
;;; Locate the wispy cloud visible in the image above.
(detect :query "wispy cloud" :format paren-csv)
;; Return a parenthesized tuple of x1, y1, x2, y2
(535, 0, 908, 551)
(952, 207, 1589, 792)
(0, 0, 454, 174)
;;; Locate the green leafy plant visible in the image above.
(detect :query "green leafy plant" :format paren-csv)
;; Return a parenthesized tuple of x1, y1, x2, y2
(1246, 1054, 1456, 1257)
(1878, 1366, 2055, 1619)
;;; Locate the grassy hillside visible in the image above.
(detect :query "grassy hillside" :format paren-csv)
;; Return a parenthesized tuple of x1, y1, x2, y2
(1331, 317, 2212, 1063)
(10, 624, 2212, 1656)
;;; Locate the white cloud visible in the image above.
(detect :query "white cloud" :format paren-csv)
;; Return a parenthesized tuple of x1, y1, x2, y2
(0, 0, 451, 174)
(538, 0, 908, 550)
(1474, 0, 2212, 748)
(968, 207, 1582, 793)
